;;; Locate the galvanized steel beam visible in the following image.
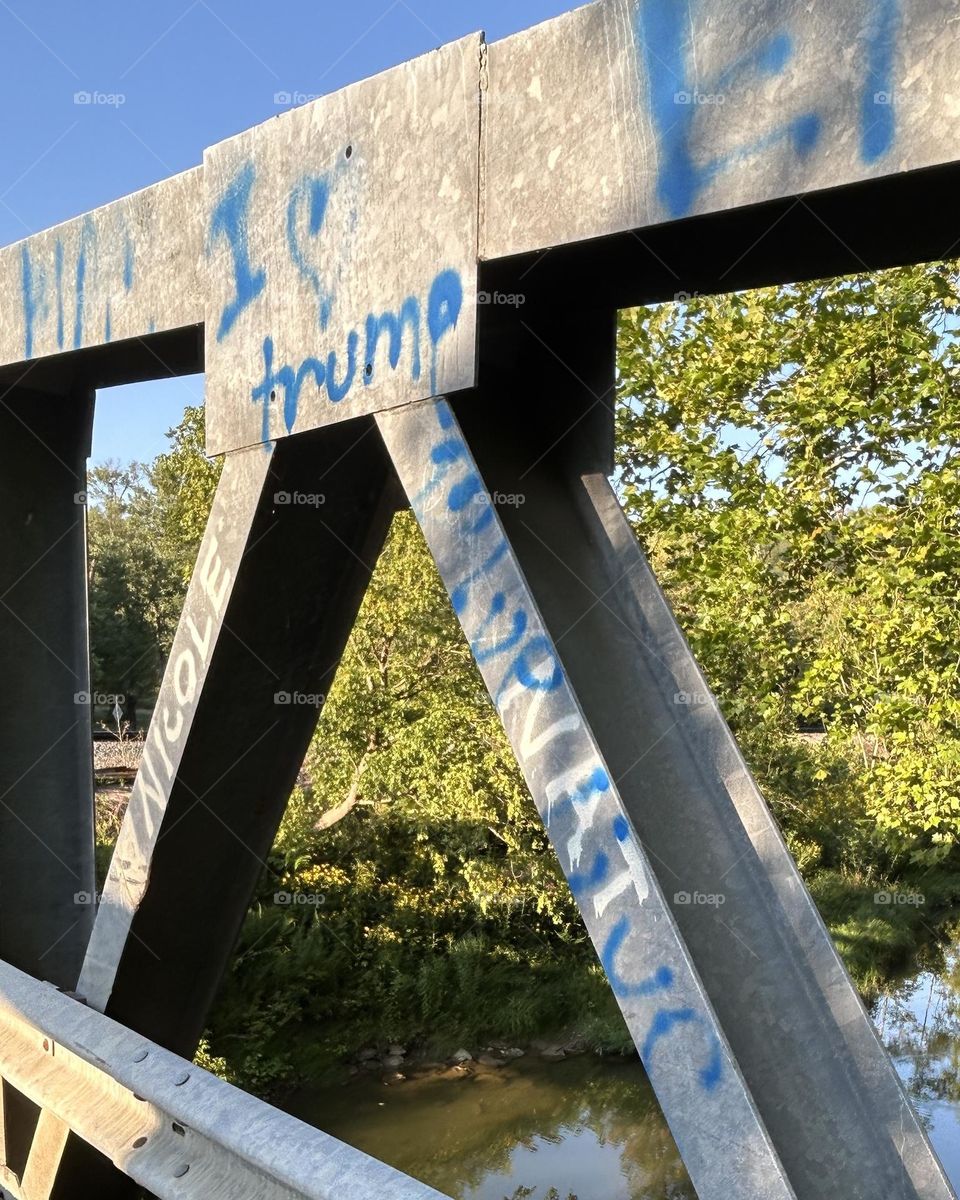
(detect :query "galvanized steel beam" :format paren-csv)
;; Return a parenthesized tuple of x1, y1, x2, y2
(0, 169, 202, 370)
(0, 956, 446, 1200)
(0, 387, 96, 987)
(377, 368, 954, 1200)
(79, 421, 399, 1040)
(482, 0, 960, 254)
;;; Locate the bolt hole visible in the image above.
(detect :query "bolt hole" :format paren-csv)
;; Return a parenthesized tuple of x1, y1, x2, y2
(173, 1165, 190, 1179)
(132, 1137, 148, 1149)
(364, 363, 372, 376)
(133, 1050, 149, 1063)
(344, 144, 353, 159)
(173, 1071, 191, 1086)
(172, 1122, 186, 1136)
(269, 389, 277, 402)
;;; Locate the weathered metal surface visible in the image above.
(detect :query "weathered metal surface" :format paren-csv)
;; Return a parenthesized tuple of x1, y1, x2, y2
(80, 422, 398, 1038)
(481, 0, 960, 257)
(0, 958, 447, 1200)
(203, 36, 481, 456)
(452, 377, 954, 1200)
(0, 168, 202, 369)
(377, 397, 796, 1200)
(0, 387, 96, 989)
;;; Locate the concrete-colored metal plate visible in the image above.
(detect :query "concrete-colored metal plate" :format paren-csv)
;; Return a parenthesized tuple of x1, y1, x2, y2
(482, 0, 960, 256)
(0, 168, 202, 367)
(204, 36, 481, 457)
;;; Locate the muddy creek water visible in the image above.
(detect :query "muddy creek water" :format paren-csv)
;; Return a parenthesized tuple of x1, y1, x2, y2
(287, 949, 960, 1199)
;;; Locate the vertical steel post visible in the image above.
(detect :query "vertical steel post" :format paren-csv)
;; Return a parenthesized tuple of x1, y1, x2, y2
(0, 386, 96, 985)
(0, 385, 96, 1190)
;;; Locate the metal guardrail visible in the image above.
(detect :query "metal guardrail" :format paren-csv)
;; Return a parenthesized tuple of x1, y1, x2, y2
(0, 959, 446, 1200)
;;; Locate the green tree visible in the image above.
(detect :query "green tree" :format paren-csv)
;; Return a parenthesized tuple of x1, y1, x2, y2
(147, 404, 222, 581)
(86, 461, 182, 714)
(616, 263, 960, 865)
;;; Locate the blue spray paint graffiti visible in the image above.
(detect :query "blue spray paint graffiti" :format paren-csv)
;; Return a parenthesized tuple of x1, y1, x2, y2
(365, 301, 421, 388)
(73, 217, 95, 350)
(286, 175, 334, 330)
(427, 269, 463, 395)
(19, 216, 136, 360)
(249, 270, 461, 444)
(861, 0, 899, 162)
(637, 0, 901, 219)
(54, 240, 64, 350)
(20, 244, 43, 360)
(642, 1006, 723, 1091)
(208, 161, 266, 342)
(637, 0, 820, 219)
(209, 158, 464, 444)
(396, 397, 725, 1096)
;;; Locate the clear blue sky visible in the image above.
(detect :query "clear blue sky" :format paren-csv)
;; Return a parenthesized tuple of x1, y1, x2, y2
(0, 0, 574, 464)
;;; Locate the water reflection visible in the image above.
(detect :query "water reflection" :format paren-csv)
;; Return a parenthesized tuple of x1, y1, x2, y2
(287, 1056, 695, 1200)
(288, 957, 960, 1200)
(876, 948, 960, 1186)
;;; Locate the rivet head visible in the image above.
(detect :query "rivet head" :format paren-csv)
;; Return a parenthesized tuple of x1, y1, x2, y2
(173, 1164, 190, 1178)
(133, 1049, 149, 1063)
(173, 1071, 191, 1086)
